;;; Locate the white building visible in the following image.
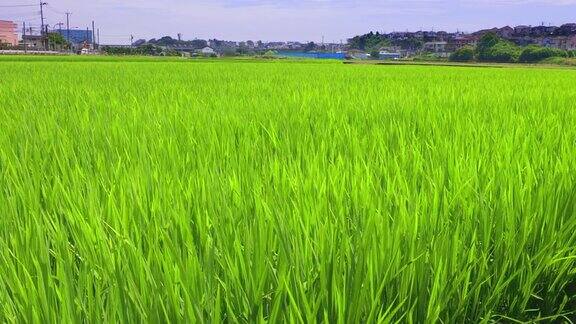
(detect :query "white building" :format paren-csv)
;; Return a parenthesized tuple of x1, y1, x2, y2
(379, 51, 401, 60)
(423, 41, 448, 53)
(200, 47, 216, 55)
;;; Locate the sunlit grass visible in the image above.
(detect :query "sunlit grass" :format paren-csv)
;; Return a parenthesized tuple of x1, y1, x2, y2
(0, 57, 575, 322)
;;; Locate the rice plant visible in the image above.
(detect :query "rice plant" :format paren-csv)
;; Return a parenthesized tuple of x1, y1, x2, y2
(0, 57, 575, 323)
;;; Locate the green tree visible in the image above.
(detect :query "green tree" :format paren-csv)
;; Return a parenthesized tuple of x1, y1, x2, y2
(48, 32, 68, 50)
(190, 39, 208, 48)
(370, 50, 380, 60)
(476, 32, 500, 54)
(348, 32, 390, 51)
(476, 33, 520, 63)
(449, 46, 475, 62)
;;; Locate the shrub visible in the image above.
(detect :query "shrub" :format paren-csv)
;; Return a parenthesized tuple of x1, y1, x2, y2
(477, 43, 520, 63)
(519, 46, 568, 63)
(449, 46, 475, 62)
(263, 50, 278, 58)
(487, 43, 521, 62)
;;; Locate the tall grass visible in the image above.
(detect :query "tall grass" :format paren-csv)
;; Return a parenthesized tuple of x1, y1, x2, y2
(0, 58, 575, 322)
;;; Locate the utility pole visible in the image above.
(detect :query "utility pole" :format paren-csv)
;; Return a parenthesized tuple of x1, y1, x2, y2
(23, 22, 27, 53)
(178, 33, 182, 42)
(65, 12, 71, 52)
(46, 25, 49, 50)
(39, 1, 47, 50)
(97, 28, 100, 49)
(92, 21, 95, 50)
(130, 35, 134, 48)
(85, 27, 90, 52)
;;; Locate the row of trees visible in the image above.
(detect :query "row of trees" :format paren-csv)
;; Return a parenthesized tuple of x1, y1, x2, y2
(101, 44, 180, 56)
(348, 32, 390, 51)
(348, 31, 426, 52)
(450, 33, 576, 63)
(145, 36, 209, 49)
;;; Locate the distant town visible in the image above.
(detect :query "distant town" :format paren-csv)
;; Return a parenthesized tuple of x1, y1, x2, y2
(1, 18, 576, 60)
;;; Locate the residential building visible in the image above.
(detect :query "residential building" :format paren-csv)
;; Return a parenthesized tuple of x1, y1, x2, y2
(22, 35, 45, 48)
(0, 20, 18, 47)
(451, 35, 479, 49)
(538, 37, 556, 48)
(473, 27, 499, 37)
(200, 46, 216, 55)
(436, 31, 449, 41)
(423, 41, 447, 52)
(556, 23, 576, 36)
(379, 51, 401, 59)
(379, 45, 402, 53)
(497, 26, 514, 38)
(554, 35, 576, 50)
(531, 25, 556, 37)
(514, 25, 532, 36)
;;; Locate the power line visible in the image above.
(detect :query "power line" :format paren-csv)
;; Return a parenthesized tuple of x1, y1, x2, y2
(46, 4, 65, 15)
(99, 35, 132, 39)
(0, 4, 36, 8)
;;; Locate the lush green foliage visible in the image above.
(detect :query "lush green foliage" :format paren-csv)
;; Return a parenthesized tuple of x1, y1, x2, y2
(1, 57, 575, 323)
(262, 50, 278, 58)
(146, 36, 207, 49)
(476, 33, 521, 63)
(519, 45, 569, 63)
(47, 32, 69, 49)
(476, 33, 501, 54)
(541, 56, 576, 66)
(348, 32, 391, 51)
(102, 45, 180, 56)
(449, 46, 475, 62)
(412, 53, 447, 62)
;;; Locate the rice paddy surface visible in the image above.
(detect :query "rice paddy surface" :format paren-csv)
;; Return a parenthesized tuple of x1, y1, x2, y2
(1, 57, 575, 322)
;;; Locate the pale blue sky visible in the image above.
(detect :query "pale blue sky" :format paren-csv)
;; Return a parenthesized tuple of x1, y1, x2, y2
(2, 0, 576, 44)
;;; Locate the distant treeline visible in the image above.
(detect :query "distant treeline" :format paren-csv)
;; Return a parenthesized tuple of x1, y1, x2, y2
(101, 44, 180, 56)
(450, 33, 576, 63)
(347, 32, 424, 51)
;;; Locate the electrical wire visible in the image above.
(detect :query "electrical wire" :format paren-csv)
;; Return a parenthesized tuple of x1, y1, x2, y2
(46, 4, 66, 15)
(0, 4, 36, 8)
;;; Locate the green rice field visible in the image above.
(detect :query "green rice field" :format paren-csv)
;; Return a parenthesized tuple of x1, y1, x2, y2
(0, 57, 575, 322)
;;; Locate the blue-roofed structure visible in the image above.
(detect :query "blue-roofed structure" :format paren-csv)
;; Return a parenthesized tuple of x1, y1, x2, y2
(55, 30, 92, 45)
